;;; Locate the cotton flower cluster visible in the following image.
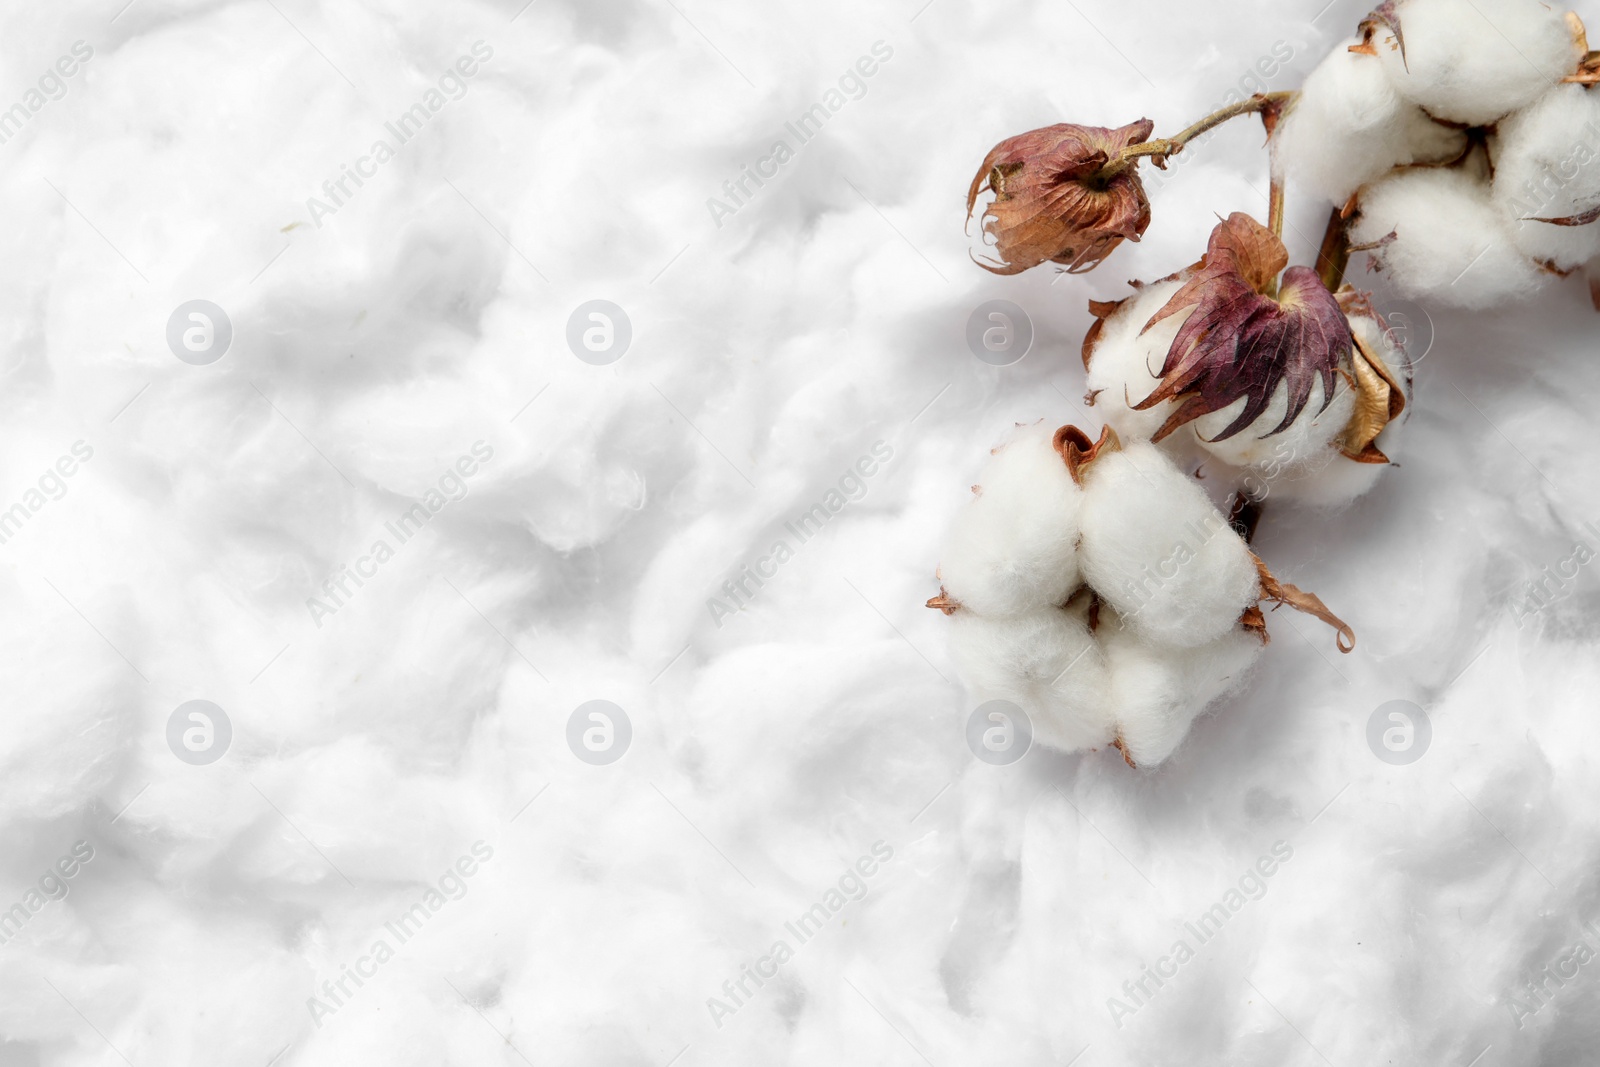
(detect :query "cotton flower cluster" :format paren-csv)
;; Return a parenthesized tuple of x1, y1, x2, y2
(1084, 215, 1413, 509)
(1277, 0, 1599, 306)
(929, 422, 1349, 768)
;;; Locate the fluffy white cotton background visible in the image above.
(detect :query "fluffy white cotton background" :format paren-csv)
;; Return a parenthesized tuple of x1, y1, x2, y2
(2, 0, 1599, 1064)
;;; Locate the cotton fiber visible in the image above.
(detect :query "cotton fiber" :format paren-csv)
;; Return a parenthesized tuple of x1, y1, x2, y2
(1098, 608, 1264, 767)
(1076, 441, 1260, 648)
(1371, 0, 1578, 126)
(1493, 83, 1600, 270)
(937, 422, 1084, 614)
(1275, 40, 1466, 204)
(1084, 279, 1194, 446)
(948, 601, 1116, 753)
(1351, 166, 1549, 307)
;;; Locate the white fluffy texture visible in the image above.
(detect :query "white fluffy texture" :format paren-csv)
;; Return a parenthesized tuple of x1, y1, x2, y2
(1374, 0, 1578, 125)
(1276, 40, 1466, 204)
(1077, 442, 1260, 648)
(948, 601, 1115, 753)
(7, 1, 1600, 1065)
(937, 422, 1082, 614)
(1494, 83, 1600, 270)
(1083, 279, 1191, 445)
(1099, 610, 1264, 768)
(1352, 166, 1549, 307)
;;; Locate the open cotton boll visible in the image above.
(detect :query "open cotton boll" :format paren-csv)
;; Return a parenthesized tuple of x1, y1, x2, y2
(1099, 609, 1263, 767)
(1077, 441, 1259, 648)
(1275, 40, 1466, 205)
(1351, 166, 1548, 307)
(948, 602, 1116, 753)
(1084, 279, 1192, 446)
(937, 422, 1083, 615)
(1493, 84, 1600, 270)
(1371, 0, 1578, 126)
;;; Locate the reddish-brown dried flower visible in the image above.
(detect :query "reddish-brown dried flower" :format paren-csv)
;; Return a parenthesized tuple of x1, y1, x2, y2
(967, 120, 1155, 276)
(1133, 213, 1351, 442)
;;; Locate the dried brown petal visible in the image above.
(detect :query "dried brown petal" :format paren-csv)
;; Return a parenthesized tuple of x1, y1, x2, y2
(1339, 328, 1406, 464)
(1082, 296, 1129, 369)
(967, 120, 1155, 276)
(1133, 213, 1351, 443)
(1253, 554, 1356, 653)
(926, 588, 959, 614)
(1053, 423, 1121, 485)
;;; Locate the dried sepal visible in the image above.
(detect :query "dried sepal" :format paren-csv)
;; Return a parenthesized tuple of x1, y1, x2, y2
(1353, 1, 1406, 65)
(1082, 296, 1130, 369)
(1053, 423, 1121, 485)
(1253, 554, 1356, 653)
(1339, 325, 1406, 463)
(1132, 213, 1351, 443)
(967, 120, 1155, 276)
(1240, 604, 1269, 645)
(1526, 204, 1600, 227)
(925, 588, 959, 614)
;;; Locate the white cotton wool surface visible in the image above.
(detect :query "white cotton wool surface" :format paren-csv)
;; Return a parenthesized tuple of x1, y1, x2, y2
(937, 422, 1083, 614)
(1275, 40, 1466, 206)
(948, 600, 1116, 753)
(1077, 441, 1260, 648)
(1493, 83, 1600, 271)
(1351, 166, 1549, 307)
(1372, 0, 1578, 126)
(1099, 609, 1264, 768)
(1084, 279, 1194, 446)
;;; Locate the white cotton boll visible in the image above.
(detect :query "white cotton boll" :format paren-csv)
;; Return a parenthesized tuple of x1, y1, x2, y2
(938, 423, 1083, 614)
(1100, 610, 1264, 767)
(1275, 41, 1467, 205)
(948, 602, 1116, 754)
(1077, 442, 1260, 648)
(1372, 0, 1578, 126)
(1084, 279, 1192, 446)
(1493, 84, 1600, 270)
(1351, 166, 1548, 307)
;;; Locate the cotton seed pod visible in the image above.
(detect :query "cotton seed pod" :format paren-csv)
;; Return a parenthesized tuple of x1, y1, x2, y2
(1351, 166, 1549, 307)
(1360, 0, 1580, 126)
(1098, 607, 1264, 768)
(1492, 83, 1600, 272)
(933, 422, 1084, 616)
(1075, 438, 1261, 649)
(967, 120, 1155, 275)
(1274, 36, 1466, 206)
(947, 597, 1116, 754)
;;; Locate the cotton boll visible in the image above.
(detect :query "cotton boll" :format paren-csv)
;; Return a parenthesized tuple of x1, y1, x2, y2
(948, 602, 1116, 754)
(937, 423, 1083, 615)
(1493, 84, 1600, 270)
(1077, 442, 1260, 648)
(1351, 167, 1548, 307)
(1275, 41, 1466, 205)
(1100, 610, 1263, 767)
(1372, 0, 1578, 126)
(1084, 279, 1193, 446)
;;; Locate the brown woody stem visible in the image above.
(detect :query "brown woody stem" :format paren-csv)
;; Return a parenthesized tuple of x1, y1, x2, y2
(1315, 206, 1350, 293)
(1099, 92, 1298, 179)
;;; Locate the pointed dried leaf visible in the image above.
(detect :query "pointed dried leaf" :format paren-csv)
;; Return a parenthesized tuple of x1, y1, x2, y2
(1526, 204, 1600, 227)
(1253, 554, 1356, 653)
